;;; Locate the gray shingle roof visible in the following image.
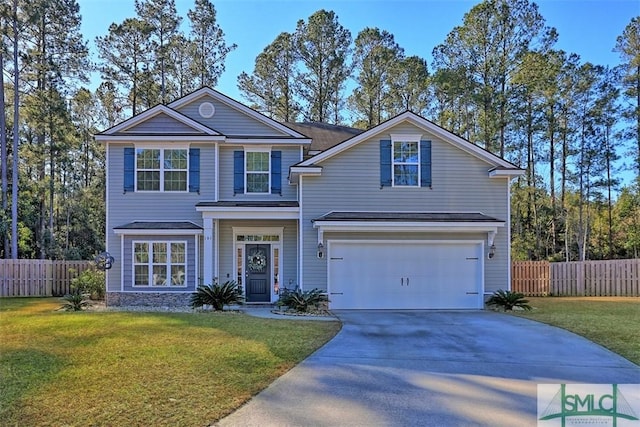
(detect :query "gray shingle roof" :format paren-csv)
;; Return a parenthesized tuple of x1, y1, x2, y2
(285, 122, 363, 152)
(113, 221, 203, 230)
(195, 201, 299, 208)
(313, 212, 502, 222)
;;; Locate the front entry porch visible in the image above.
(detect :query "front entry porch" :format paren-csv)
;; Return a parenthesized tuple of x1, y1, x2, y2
(233, 228, 283, 303)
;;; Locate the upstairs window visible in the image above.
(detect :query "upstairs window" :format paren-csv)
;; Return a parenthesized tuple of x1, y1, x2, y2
(136, 148, 187, 191)
(124, 147, 199, 193)
(246, 151, 270, 193)
(233, 150, 282, 195)
(380, 136, 431, 188)
(393, 141, 419, 186)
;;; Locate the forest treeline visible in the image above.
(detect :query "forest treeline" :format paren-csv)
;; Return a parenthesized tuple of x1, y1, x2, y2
(1, 0, 639, 261)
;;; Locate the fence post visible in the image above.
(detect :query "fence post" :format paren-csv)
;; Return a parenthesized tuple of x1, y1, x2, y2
(576, 262, 585, 296)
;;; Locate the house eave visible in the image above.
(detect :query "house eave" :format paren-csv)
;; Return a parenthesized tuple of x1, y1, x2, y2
(98, 105, 220, 136)
(196, 204, 299, 220)
(312, 220, 504, 234)
(224, 137, 312, 145)
(95, 135, 226, 142)
(289, 166, 323, 182)
(114, 228, 203, 236)
(489, 168, 526, 179)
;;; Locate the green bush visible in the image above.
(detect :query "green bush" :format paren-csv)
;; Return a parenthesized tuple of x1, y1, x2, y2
(70, 269, 105, 300)
(277, 288, 328, 313)
(486, 289, 532, 311)
(191, 281, 243, 311)
(60, 289, 93, 311)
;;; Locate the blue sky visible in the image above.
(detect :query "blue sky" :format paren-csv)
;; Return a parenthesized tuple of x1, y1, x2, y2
(79, 0, 639, 101)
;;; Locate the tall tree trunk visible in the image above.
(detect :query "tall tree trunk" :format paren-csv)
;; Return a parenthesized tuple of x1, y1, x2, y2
(11, 0, 19, 259)
(37, 8, 47, 259)
(0, 48, 8, 258)
(636, 62, 640, 178)
(605, 125, 613, 258)
(548, 104, 556, 255)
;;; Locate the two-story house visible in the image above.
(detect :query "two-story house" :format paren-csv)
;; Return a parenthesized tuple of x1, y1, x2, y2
(96, 87, 523, 309)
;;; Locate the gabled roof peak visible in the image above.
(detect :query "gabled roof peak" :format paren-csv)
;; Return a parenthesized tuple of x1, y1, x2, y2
(299, 111, 521, 170)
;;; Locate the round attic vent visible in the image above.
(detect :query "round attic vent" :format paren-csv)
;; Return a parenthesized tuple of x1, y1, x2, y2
(198, 102, 215, 118)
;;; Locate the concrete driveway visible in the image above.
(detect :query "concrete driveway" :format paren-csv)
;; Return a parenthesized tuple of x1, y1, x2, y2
(216, 310, 640, 427)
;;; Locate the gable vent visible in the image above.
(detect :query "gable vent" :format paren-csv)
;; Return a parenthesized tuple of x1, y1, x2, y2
(198, 102, 215, 118)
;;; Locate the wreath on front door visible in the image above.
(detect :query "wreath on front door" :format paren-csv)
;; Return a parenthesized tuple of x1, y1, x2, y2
(248, 249, 267, 272)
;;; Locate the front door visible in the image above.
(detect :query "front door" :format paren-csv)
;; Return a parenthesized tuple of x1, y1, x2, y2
(245, 244, 270, 302)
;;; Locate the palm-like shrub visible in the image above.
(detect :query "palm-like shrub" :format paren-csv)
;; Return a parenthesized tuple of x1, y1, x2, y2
(486, 289, 532, 311)
(277, 288, 328, 313)
(60, 289, 93, 311)
(191, 281, 243, 311)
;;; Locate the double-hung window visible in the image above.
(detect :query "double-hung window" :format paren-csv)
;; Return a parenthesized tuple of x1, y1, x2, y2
(380, 135, 431, 188)
(233, 149, 282, 195)
(393, 141, 419, 186)
(136, 148, 187, 191)
(133, 241, 186, 286)
(246, 151, 270, 193)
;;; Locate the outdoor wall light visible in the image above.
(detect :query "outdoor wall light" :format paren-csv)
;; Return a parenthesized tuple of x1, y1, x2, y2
(488, 244, 496, 259)
(317, 242, 324, 259)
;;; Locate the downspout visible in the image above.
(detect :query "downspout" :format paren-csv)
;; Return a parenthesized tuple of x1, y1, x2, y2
(298, 173, 303, 290)
(507, 178, 512, 291)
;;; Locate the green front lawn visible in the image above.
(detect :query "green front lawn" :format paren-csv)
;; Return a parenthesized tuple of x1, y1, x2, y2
(0, 298, 340, 426)
(510, 297, 640, 365)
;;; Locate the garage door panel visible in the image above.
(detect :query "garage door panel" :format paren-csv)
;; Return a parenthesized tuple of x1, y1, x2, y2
(328, 241, 482, 310)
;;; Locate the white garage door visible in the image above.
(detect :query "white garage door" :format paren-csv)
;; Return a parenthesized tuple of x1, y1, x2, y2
(328, 240, 483, 309)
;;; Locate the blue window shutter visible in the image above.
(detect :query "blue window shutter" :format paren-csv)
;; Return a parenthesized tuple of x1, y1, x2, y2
(124, 147, 135, 192)
(233, 151, 244, 195)
(188, 148, 200, 193)
(380, 140, 391, 188)
(420, 140, 432, 188)
(271, 151, 282, 195)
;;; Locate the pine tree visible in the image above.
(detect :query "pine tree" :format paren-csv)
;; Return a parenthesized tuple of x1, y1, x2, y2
(237, 32, 299, 122)
(348, 27, 404, 128)
(294, 10, 352, 123)
(96, 18, 153, 116)
(614, 17, 640, 179)
(134, 0, 182, 103)
(188, 0, 236, 89)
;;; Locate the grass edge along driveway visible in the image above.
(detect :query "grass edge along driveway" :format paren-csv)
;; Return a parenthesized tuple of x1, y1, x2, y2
(510, 296, 640, 366)
(0, 298, 340, 426)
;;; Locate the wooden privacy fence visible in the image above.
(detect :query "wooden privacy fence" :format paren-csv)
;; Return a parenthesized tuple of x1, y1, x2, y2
(512, 259, 640, 297)
(0, 259, 93, 297)
(511, 261, 550, 296)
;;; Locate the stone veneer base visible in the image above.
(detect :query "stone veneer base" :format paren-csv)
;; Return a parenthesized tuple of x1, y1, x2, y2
(106, 292, 192, 307)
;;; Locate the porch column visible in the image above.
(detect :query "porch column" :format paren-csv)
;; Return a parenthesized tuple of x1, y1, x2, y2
(203, 216, 214, 285)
